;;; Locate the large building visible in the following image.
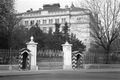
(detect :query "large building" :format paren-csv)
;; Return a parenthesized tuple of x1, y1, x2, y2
(17, 3, 93, 51)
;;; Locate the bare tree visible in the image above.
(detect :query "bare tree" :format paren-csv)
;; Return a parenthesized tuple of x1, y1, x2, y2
(81, 0, 120, 63)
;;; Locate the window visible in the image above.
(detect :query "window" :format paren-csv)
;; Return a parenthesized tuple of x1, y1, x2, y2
(55, 19, 59, 23)
(42, 27, 47, 33)
(25, 21, 29, 25)
(62, 18, 66, 23)
(39, 20, 41, 24)
(37, 20, 41, 24)
(49, 27, 53, 33)
(30, 20, 34, 25)
(49, 19, 53, 24)
(37, 20, 39, 23)
(77, 17, 81, 20)
(43, 20, 47, 24)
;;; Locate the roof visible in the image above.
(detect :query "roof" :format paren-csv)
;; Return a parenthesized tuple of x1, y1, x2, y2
(17, 7, 90, 15)
(72, 51, 83, 56)
(20, 48, 30, 52)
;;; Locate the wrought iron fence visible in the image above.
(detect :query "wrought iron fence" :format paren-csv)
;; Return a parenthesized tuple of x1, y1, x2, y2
(37, 49, 63, 57)
(83, 52, 120, 64)
(37, 50, 63, 61)
(0, 49, 19, 65)
(0, 49, 63, 64)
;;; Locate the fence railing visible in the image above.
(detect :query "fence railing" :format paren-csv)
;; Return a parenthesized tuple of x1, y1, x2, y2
(37, 49, 63, 58)
(37, 49, 63, 62)
(0, 49, 119, 65)
(0, 49, 19, 64)
(0, 49, 63, 65)
(83, 52, 120, 64)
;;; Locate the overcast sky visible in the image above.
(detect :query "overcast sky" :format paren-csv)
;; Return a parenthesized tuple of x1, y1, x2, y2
(15, 0, 80, 13)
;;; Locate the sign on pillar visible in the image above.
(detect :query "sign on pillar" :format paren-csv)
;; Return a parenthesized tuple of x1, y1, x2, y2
(62, 41, 72, 70)
(26, 36, 38, 70)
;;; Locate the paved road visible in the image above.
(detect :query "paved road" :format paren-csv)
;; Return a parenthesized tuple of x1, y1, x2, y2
(0, 70, 119, 80)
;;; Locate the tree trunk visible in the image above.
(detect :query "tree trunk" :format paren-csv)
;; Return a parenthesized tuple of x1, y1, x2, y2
(105, 49, 110, 64)
(7, 30, 12, 49)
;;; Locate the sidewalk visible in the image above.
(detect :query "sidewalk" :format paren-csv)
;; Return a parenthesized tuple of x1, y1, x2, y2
(0, 69, 120, 76)
(0, 70, 55, 76)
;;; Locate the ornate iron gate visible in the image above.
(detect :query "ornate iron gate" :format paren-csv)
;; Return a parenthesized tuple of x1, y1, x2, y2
(37, 50, 63, 70)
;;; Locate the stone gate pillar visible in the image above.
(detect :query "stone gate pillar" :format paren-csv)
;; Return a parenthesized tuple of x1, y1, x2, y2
(62, 41, 72, 70)
(26, 36, 38, 70)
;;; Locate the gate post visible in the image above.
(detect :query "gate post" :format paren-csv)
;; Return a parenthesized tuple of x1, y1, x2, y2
(26, 36, 38, 70)
(62, 41, 72, 70)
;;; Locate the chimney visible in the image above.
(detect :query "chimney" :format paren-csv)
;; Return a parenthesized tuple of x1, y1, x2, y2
(43, 3, 60, 10)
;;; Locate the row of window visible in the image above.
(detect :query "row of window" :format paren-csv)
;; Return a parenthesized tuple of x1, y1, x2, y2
(23, 11, 67, 17)
(42, 27, 53, 33)
(24, 18, 66, 25)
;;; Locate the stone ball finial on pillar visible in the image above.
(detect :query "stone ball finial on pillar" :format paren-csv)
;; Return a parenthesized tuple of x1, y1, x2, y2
(30, 36, 34, 42)
(26, 36, 38, 71)
(29, 36, 34, 43)
(62, 41, 72, 70)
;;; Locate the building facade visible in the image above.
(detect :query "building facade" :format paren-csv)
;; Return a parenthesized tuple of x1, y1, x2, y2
(17, 3, 92, 51)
